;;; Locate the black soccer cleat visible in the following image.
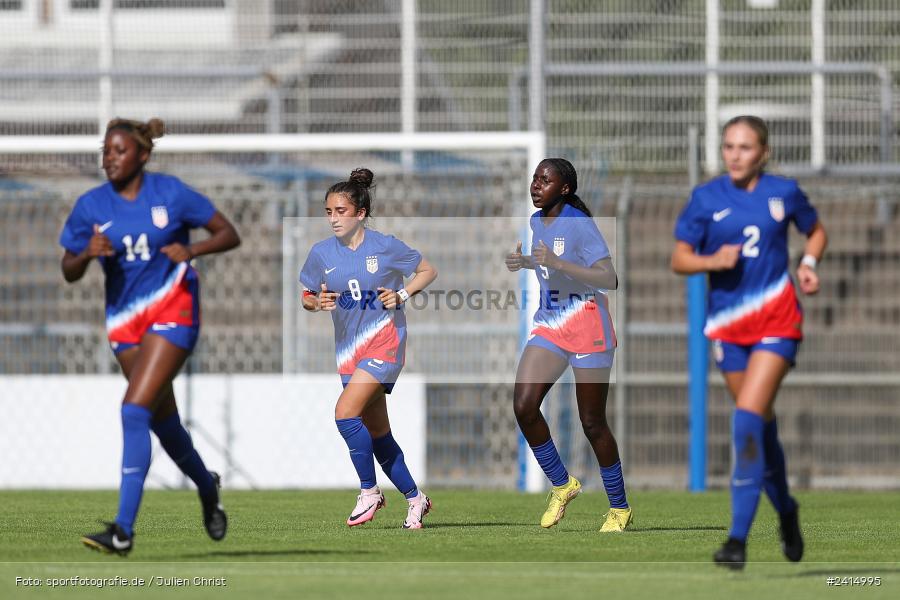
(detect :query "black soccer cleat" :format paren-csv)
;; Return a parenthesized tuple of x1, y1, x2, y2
(713, 537, 746, 571)
(202, 471, 228, 541)
(779, 505, 804, 562)
(81, 522, 133, 556)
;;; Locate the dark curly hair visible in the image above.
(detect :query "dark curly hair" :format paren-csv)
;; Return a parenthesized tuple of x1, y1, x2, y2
(325, 168, 375, 223)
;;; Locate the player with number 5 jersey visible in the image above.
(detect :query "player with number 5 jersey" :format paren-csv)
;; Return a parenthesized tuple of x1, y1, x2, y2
(300, 168, 437, 529)
(60, 117, 241, 555)
(672, 115, 828, 570)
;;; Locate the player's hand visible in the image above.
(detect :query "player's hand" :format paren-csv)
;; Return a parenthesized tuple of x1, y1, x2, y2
(531, 240, 559, 270)
(796, 264, 819, 295)
(318, 283, 338, 311)
(160, 243, 193, 263)
(377, 287, 400, 309)
(708, 244, 741, 271)
(505, 241, 527, 271)
(85, 224, 115, 258)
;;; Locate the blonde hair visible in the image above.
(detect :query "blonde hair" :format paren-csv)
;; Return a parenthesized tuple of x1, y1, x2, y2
(105, 117, 165, 151)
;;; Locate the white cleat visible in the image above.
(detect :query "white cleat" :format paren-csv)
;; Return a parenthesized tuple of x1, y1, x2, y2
(347, 488, 386, 527)
(402, 492, 432, 530)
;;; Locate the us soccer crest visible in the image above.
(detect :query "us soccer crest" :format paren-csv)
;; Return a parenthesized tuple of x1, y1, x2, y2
(553, 237, 565, 256)
(366, 255, 379, 273)
(151, 206, 169, 229)
(768, 197, 785, 222)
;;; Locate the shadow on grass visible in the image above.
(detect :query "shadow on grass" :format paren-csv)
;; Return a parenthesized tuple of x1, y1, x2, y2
(425, 522, 530, 529)
(632, 526, 727, 532)
(177, 548, 372, 559)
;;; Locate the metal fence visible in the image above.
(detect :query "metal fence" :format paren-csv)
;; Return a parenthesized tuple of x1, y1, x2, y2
(2, 162, 898, 488)
(3, 1, 900, 170)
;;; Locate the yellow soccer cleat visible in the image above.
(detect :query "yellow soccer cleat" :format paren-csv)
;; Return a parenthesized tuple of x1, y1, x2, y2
(599, 507, 633, 532)
(540, 476, 582, 528)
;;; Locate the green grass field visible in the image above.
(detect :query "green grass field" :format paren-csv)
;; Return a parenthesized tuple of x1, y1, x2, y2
(1, 489, 897, 599)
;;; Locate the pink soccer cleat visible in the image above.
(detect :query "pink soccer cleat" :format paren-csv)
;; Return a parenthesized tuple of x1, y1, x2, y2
(347, 488, 386, 527)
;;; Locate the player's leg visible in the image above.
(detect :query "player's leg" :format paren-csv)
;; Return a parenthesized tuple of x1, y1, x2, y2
(715, 350, 791, 569)
(363, 393, 431, 528)
(514, 343, 579, 527)
(82, 336, 189, 554)
(573, 366, 632, 532)
(336, 369, 386, 526)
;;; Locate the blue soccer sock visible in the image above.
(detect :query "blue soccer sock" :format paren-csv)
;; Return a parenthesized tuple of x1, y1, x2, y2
(762, 418, 796, 515)
(372, 431, 418, 499)
(151, 412, 216, 503)
(729, 409, 766, 542)
(530, 438, 570, 487)
(115, 404, 153, 537)
(336, 417, 377, 490)
(600, 460, 629, 509)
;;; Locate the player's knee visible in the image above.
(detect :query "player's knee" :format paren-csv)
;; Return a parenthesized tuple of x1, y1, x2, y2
(513, 395, 541, 424)
(580, 418, 610, 442)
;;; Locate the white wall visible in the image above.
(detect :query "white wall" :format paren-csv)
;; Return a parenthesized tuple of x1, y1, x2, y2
(0, 374, 426, 490)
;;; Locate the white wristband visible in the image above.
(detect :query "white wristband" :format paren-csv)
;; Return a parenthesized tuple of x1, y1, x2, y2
(800, 254, 818, 270)
(397, 288, 410, 303)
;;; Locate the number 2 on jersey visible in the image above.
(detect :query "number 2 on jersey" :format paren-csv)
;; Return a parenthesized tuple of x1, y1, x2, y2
(742, 225, 760, 258)
(122, 233, 151, 262)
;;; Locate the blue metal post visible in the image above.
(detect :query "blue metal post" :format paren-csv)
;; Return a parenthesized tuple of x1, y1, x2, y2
(688, 273, 708, 492)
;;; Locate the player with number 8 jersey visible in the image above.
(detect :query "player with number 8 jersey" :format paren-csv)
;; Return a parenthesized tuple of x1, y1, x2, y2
(300, 168, 438, 529)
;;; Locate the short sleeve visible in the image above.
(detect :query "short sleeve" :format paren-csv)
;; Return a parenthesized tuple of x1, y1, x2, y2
(790, 184, 818, 234)
(577, 217, 611, 266)
(299, 247, 324, 291)
(177, 181, 216, 228)
(386, 235, 422, 277)
(59, 196, 93, 254)
(674, 190, 707, 247)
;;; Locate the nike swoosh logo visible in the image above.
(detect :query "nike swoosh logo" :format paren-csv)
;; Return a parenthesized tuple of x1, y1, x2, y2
(151, 323, 175, 331)
(712, 209, 731, 222)
(761, 337, 782, 344)
(98, 221, 113, 232)
(575, 353, 591, 359)
(325, 267, 337, 274)
(122, 467, 142, 475)
(367, 360, 384, 369)
(111, 534, 131, 550)
(732, 478, 755, 486)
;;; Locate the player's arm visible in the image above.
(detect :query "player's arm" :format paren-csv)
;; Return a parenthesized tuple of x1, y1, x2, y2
(796, 220, 827, 295)
(530, 240, 618, 289)
(670, 240, 741, 275)
(378, 257, 437, 309)
(61, 224, 114, 283)
(162, 212, 241, 263)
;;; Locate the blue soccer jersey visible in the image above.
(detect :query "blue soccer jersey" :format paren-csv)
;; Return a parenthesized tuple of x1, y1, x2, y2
(299, 229, 422, 375)
(528, 203, 617, 353)
(59, 172, 216, 343)
(674, 173, 818, 344)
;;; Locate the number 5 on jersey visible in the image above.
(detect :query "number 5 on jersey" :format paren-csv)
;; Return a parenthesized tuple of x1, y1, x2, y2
(122, 233, 151, 262)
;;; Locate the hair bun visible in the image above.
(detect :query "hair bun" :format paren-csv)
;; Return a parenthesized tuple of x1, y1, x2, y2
(145, 118, 166, 140)
(349, 168, 374, 189)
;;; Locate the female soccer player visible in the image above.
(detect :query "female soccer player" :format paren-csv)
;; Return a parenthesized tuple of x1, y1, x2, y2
(300, 168, 437, 529)
(671, 116, 827, 569)
(60, 118, 241, 554)
(506, 158, 630, 532)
